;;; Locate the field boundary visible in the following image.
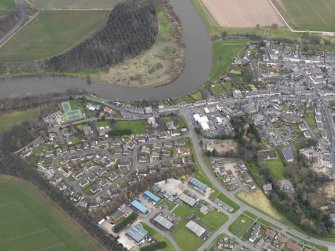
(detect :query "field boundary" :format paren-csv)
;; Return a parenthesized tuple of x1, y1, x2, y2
(0, 175, 107, 251)
(268, 0, 335, 36)
(0, 11, 39, 48)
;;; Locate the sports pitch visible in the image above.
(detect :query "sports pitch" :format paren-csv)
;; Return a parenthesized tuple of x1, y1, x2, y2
(0, 10, 108, 62)
(0, 176, 103, 251)
(273, 0, 335, 32)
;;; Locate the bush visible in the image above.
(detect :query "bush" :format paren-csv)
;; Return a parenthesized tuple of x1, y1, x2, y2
(113, 212, 138, 233)
(140, 242, 167, 251)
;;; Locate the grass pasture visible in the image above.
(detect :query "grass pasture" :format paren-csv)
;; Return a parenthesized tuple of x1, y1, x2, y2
(0, 176, 103, 251)
(142, 223, 175, 251)
(0, 108, 36, 132)
(172, 204, 227, 251)
(236, 189, 285, 223)
(0, 10, 108, 62)
(211, 39, 248, 80)
(228, 214, 254, 238)
(273, 0, 335, 32)
(28, 0, 123, 9)
(111, 120, 146, 136)
(0, 0, 14, 9)
(265, 158, 285, 180)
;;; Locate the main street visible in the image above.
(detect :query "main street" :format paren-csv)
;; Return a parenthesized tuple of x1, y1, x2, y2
(180, 112, 335, 251)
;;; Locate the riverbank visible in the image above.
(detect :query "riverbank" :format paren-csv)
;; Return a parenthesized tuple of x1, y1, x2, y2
(0, 0, 212, 101)
(91, 2, 185, 87)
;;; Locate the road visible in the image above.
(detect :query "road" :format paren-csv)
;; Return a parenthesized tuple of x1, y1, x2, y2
(142, 219, 182, 251)
(0, 0, 26, 45)
(180, 112, 335, 251)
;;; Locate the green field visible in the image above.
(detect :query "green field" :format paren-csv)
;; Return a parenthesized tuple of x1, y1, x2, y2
(265, 158, 285, 180)
(0, 176, 103, 251)
(28, 0, 122, 9)
(211, 84, 224, 95)
(172, 204, 227, 251)
(211, 39, 248, 80)
(228, 214, 254, 238)
(0, 10, 108, 62)
(0, 0, 14, 9)
(112, 120, 146, 135)
(273, 0, 335, 32)
(142, 223, 175, 251)
(0, 108, 36, 132)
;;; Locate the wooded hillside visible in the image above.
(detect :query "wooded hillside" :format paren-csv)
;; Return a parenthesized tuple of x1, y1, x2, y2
(45, 0, 158, 72)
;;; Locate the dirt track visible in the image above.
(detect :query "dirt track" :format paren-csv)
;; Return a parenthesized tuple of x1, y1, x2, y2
(200, 0, 285, 28)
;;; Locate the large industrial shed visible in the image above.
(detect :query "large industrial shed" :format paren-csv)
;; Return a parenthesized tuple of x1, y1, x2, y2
(144, 191, 161, 203)
(126, 224, 148, 243)
(131, 200, 149, 214)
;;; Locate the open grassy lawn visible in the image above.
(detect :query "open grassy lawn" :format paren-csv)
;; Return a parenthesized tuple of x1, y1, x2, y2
(28, 0, 122, 9)
(236, 189, 285, 223)
(265, 158, 285, 180)
(211, 39, 248, 80)
(273, 0, 335, 32)
(142, 223, 175, 251)
(228, 214, 254, 238)
(0, 108, 36, 132)
(201, 210, 228, 230)
(211, 84, 224, 95)
(0, 10, 108, 62)
(114, 120, 146, 134)
(0, 0, 14, 9)
(172, 205, 205, 251)
(0, 176, 103, 251)
(172, 204, 227, 251)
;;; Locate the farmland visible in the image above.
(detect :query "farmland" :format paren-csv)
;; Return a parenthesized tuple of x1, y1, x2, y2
(0, 108, 36, 132)
(200, 0, 285, 28)
(0, 176, 103, 251)
(273, 0, 335, 32)
(0, 10, 108, 62)
(27, 0, 123, 9)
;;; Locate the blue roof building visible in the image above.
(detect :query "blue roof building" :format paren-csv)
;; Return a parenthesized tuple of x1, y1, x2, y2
(131, 200, 149, 214)
(144, 191, 160, 203)
(126, 224, 148, 243)
(189, 178, 207, 192)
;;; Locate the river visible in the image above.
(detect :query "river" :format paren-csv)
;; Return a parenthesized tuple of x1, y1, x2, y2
(0, 0, 212, 101)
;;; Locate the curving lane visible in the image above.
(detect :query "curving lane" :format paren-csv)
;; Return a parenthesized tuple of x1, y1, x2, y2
(0, 0, 212, 101)
(0, 0, 26, 45)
